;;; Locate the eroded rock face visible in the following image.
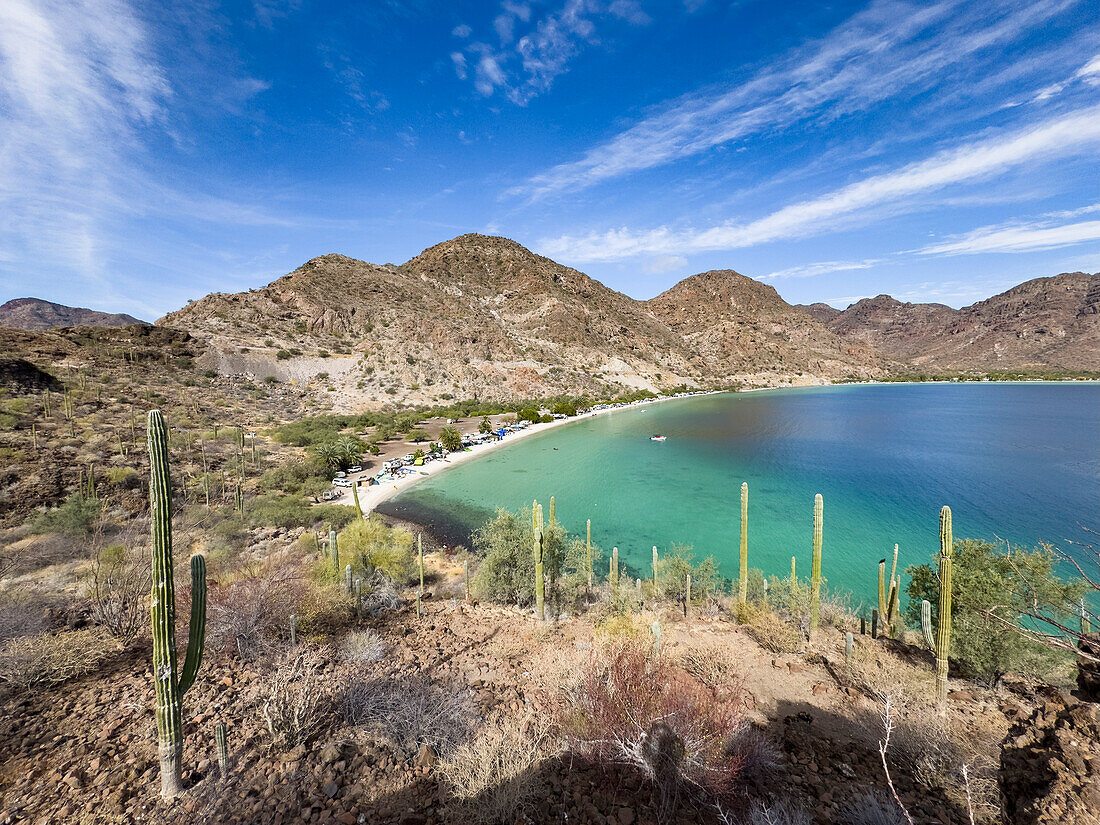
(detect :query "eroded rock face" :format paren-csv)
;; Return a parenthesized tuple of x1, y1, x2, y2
(1000, 692, 1100, 825)
(1078, 634, 1100, 703)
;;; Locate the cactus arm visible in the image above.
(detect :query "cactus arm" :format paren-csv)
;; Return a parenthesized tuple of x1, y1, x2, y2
(177, 555, 207, 698)
(549, 496, 555, 526)
(586, 520, 593, 589)
(739, 482, 749, 607)
(921, 599, 935, 649)
(652, 546, 659, 594)
(809, 494, 823, 637)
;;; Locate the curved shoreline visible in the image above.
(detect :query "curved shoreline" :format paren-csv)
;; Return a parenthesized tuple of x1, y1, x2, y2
(355, 391, 725, 518)
(356, 378, 1100, 521)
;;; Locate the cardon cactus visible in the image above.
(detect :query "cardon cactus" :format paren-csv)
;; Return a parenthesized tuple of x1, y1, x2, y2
(936, 506, 954, 709)
(215, 722, 228, 777)
(611, 547, 619, 590)
(877, 560, 888, 635)
(809, 494, 823, 637)
(549, 496, 556, 525)
(652, 545, 659, 594)
(330, 529, 339, 571)
(586, 520, 593, 588)
(739, 482, 749, 607)
(148, 409, 207, 799)
(534, 527, 545, 621)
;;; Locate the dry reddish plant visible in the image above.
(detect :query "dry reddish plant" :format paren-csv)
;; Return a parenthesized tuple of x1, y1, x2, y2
(564, 641, 757, 822)
(200, 562, 306, 659)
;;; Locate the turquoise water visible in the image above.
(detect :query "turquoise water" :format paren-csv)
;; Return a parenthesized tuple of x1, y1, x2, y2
(378, 384, 1100, 606)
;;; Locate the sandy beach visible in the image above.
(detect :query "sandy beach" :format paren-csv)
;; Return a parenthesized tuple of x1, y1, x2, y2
(346, 392, 721, 517)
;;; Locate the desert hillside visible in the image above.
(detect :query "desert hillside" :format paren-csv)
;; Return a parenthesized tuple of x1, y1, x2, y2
(159, 235, 885, 409)
(801, 272, 1100, 372)
(0, 298, 147, 331)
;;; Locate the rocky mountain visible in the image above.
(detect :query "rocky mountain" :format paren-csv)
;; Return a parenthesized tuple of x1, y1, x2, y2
(803, 272, 1100, 372)
(0, 298, 147, 331)
(159, 235, 881, 408)
(646, 270, 884, 383)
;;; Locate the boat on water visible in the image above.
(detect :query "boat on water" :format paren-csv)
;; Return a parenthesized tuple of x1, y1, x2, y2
(650, 434, 667, 442)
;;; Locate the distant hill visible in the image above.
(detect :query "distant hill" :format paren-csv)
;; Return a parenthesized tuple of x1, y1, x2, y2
(159, 234, 882, 408)
(646, 270, 884, 383)
(800, 272, 1100, 372)
(0, 298, 147, 330)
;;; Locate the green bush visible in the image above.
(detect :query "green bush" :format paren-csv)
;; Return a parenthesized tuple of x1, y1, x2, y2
(551, 402, 577, 416)
(338, 518, 416, 583)
(906, 539, 1085, 685)
(518, 408, 539, 423)
(249, 494, 357, 529)
(654, 544, 722, 602)
(259, 459, 330, 496)
(538, 414, 554, 424)
(29, 493, 100, 538)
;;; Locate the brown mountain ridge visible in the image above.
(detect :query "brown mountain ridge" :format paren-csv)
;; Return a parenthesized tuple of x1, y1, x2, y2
(0, 297, 147, 331)
(161, 234, 886, 409)
(798, 271, 1100, 372)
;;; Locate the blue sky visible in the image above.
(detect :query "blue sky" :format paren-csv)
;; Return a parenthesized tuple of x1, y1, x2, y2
(0, 0, 1097, 320)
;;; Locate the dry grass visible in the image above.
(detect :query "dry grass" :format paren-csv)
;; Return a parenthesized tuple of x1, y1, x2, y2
(0, 627, 114, 687)
(743, 604, 803, 654)
(338, 629, 385, 663)
(677, 645, 738, 690)
(437, 713, 556, 824)
(260, 647, 335, 750)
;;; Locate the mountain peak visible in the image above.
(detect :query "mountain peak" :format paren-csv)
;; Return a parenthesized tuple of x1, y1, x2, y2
(0, 297, 147, 331)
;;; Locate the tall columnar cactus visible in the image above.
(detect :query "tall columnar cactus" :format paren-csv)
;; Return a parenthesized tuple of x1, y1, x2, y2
(586, 520, 593, 589)
(684, 573, 692, 618)
(351, 480, 361, 514)
(921, 599, 935, 649)
(148, 409, 207, 800)
(549, 496, 555, 526)
(877, 560, 888, 636)
(790, 556, 797, 615)
(1082, 597, 1092, 635)
(935, 506, 954, 709)
(534, 527, 545, 621)
(652, 546, 659, 594)
(532, 499, 539, 533)
(611, 547, 619, 591)
(418, 533, 424, 602)
(234, 480, 244, 515)
(330, 529, 339, 572)
(739, 482, 749, 607)
(886, 544, 900, 635)
(809, 494, 823, 637)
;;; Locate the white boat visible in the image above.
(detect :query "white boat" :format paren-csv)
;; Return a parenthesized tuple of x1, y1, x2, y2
(650, 435, 667, 441)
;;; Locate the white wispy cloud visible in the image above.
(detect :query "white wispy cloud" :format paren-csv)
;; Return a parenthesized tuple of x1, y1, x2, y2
(537, 108, 1100, 262)
(761, 259, 882, 280)
(452, 0, 649, 104)
(513, 0, 1080, 199)
(918, 217, 1100, 256)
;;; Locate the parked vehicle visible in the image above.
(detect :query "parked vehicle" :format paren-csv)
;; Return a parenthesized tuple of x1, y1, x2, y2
(348, 465, 362, 473)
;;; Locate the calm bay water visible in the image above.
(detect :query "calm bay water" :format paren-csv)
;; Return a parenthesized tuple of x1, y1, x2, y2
(378, 384, 1100, 605)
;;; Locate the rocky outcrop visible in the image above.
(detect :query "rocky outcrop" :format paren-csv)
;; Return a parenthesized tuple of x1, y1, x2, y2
(1079, 634, 1100, 702)
(1000, 692, 1100, 825)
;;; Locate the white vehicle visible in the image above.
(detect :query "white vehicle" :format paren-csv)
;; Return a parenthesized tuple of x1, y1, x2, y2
(335, 471, 347, 478)
(332, 479, 353, 488)
(348, 465, 362, 473)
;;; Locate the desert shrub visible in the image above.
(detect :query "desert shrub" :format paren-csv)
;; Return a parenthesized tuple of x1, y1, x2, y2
(104, 467, 140, 487)
(360, 571, 402, 615)
(472, 506, 584, 609)
(28, 493, 100, 538)
(0, 587, 55, 644)
(0, 628, 113, 687)
(338, 518, 415, 583)
(743, 603, 803, 654)
(677, 646, 737, 690)
(205, 564, 306, 658)
(258, 459, 329, 496)
(518, 407, 539, 423)
(260, 648, 335, 750)
(736, 800, 812, 825)
(438, 713, 554, 824)
(565, 641, 750, 821)
(340, 673, 474, 757)
(339, 629, 385, 663)
(655, 544, 722, 604)
(295, 582, 355, 640)
(249, 494, 357, 529)
(906, 539, 1084, 685)
(89, 543, 149, 643)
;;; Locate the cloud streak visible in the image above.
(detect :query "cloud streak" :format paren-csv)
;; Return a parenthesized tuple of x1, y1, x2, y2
(537, 108, 1100, 262)
(513, 0, 1081, 199)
